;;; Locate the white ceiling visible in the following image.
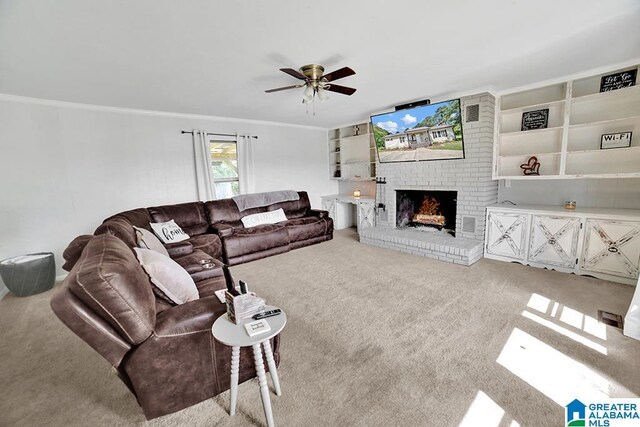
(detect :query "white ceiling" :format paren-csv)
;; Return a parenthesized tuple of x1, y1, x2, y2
(1, 0, 639, 128)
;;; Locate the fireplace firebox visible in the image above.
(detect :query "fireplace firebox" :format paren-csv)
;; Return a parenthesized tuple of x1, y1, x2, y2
(396, 190, 457, 236)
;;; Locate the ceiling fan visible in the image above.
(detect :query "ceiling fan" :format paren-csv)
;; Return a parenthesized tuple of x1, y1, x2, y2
(265, 64, 356, 103)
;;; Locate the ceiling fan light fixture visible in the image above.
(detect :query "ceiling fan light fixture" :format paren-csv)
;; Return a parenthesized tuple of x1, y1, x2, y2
(317, 87, 329, 102)
(265, 64, 356, 106)
(302, 85, 315, 103)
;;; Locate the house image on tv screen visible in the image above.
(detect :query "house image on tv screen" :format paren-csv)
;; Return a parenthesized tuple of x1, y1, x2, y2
(383, 124, 456, 149)
(371, 99, 464, 163)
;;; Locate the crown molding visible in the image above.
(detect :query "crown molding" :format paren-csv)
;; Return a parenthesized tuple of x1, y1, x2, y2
(0, 93, 327, 131)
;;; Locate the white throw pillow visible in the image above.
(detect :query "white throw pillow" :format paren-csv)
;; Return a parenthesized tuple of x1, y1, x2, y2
(150, 220, 190, 244)
(133, 226, 170, 257)
(134, 248, 199, 305)
(241, 208, 288, 228)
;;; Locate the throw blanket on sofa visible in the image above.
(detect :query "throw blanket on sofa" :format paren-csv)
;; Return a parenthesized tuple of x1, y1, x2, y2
(232, 190, 300, 212)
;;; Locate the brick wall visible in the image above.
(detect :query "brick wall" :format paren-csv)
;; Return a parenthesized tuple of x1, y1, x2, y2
(376, 93, 498, 241)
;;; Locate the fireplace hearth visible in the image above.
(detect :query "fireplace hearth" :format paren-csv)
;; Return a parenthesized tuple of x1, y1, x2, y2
(396, 190, 457, 236)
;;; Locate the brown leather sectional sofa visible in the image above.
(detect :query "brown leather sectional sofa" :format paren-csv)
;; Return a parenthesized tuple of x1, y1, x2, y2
(50, 191, 333, 419)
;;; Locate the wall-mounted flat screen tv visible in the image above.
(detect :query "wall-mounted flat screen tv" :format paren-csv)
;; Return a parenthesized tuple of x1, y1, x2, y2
(371, 99, 464, 163)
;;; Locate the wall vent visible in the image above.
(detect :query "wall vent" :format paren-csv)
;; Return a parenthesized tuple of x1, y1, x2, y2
(465, 104, 480, 122)
(462, 216, 476, 233)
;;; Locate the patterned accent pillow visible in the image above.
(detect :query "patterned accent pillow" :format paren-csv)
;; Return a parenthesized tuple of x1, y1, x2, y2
(241, 208, 288, 228)
(150, 220, 190, 244)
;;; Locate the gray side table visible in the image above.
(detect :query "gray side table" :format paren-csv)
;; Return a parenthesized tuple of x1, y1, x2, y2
(212, 306, 286, 427)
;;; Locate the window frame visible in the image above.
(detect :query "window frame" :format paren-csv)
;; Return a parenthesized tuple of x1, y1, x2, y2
(208, 136, 241, 197)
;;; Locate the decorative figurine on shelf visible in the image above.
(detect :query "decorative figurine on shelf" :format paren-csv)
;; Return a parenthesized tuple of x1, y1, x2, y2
(354, 125, 360, 136)
(520, 156, 541, 176)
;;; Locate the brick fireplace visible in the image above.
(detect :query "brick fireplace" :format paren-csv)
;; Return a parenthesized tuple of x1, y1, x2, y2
(359, 93, 498, 265)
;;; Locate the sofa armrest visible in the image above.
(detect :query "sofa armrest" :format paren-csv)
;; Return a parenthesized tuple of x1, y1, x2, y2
(165, 241, 194, 258)
(210, 223, 235, 238)
(62, 235, 93, 271)
(308, 209, 329, 219)
(154, 297, 225, 337)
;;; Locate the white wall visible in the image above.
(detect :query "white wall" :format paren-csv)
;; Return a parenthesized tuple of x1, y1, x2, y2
(0, 96, 337, 295)
(498, 178, 640, 210)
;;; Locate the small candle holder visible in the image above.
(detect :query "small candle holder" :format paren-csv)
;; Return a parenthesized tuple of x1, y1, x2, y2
(353, 189, 361, 198)
(564, 201, 576, 210)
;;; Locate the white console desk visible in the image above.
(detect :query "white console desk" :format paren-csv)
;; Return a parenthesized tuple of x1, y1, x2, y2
(320, 195, 375, 231)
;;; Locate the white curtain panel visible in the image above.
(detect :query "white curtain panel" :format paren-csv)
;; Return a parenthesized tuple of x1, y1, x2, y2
(192, 130, 215, 201)
(624, 275, 640, 341)
(237, 134, 256, 194)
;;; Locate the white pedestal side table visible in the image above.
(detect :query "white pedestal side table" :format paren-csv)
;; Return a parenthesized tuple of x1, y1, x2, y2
(211, 306, 286, 427)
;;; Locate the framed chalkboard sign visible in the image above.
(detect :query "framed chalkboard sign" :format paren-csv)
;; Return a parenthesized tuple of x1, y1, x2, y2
(521, 109, 549, 131)
(600, 69, 637, 93)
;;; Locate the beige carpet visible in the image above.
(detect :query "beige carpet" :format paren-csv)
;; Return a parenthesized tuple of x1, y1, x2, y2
(1, 229, 639, 426)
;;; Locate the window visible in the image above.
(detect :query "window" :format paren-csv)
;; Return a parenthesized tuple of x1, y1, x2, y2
(209, 140, 240, 198)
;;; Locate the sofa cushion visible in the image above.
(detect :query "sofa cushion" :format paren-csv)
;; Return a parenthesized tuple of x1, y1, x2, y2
(194, 275, 227, 298)
(266, 191, 310, 219)
(148, 202, 209, 236)
(95, 218, 138, 249)
(223, 224, 289, 259)
(134, 248, 199, 305)
(204, 198, 263, 225)
(68, 235, 156, 345)
(187, 234, 223, 260)
(283, 217, 329, 243)
(104, 208, 153, 230)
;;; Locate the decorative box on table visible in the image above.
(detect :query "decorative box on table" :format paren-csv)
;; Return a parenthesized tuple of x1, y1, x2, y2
(225, 291, 266, 325)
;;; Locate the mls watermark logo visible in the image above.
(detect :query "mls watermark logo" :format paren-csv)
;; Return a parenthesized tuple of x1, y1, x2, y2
(566, 399, 586, 427)
(566, 398, 640, 427)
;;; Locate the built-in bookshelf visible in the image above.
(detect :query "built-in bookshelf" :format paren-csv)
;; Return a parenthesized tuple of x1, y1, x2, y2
(328, 122, 376, 181)
(494, 65, 640, 179)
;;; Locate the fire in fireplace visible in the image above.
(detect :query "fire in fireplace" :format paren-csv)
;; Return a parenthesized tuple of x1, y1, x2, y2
(396, 190, 457, 236)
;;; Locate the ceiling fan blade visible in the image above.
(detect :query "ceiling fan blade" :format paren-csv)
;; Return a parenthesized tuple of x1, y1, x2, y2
(279, 68, 307, 80)
(265, 84, 305, 93)
(322, 67, 355, 82)
(324, 84, 357, 96)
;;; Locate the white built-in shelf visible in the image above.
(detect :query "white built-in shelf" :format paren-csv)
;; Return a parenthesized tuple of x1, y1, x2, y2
(328, 122, 376, 181)
(500, 126, 563, 137)
(500, 99, 565, 114)
(568, 115, 640, 129)
(494, 64, 640, 180)
(499, 151, 561, 159)
(571, 83, 640, 102)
